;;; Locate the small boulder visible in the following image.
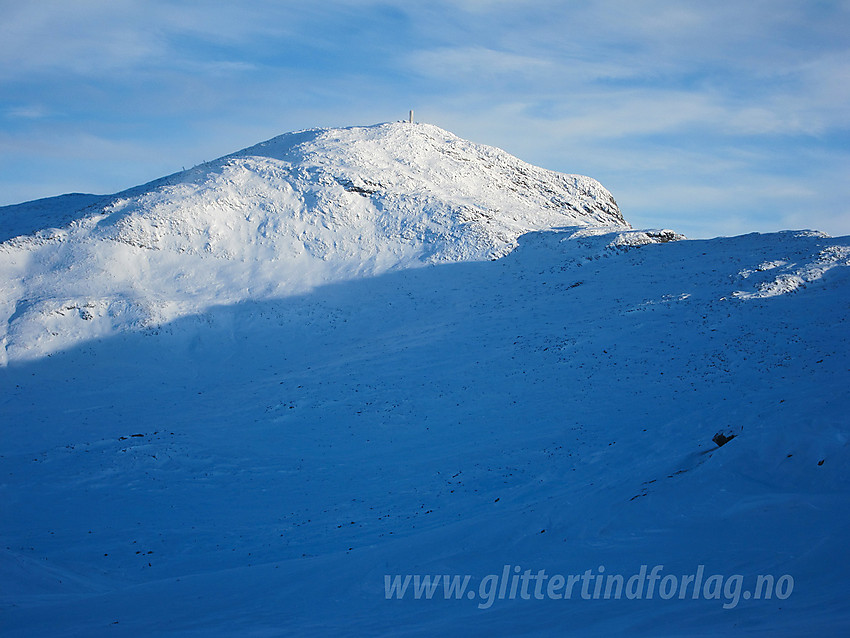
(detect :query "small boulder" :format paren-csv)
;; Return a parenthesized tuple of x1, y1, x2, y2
(712, 432, 736, 447)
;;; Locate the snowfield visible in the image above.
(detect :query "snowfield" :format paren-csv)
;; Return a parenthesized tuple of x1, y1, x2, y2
(0, 123, 623, 364)
(1, 123, 848, 636)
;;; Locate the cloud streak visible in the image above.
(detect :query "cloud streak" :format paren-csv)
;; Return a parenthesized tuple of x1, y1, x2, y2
(0, 0, 848, 238)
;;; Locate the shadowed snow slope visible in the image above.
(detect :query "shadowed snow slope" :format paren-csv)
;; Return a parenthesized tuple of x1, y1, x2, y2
(0, 122, 624, 363)
(1, 124, 849, 637)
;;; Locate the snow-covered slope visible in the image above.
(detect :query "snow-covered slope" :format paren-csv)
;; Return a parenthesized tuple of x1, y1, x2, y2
(0, 122, 624, 364)
(1, 123, 849, 637)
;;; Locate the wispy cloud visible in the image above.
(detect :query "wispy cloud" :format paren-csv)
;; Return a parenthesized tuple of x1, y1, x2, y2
(5, 105, 51, 120)
(410, 46, 553, 83)
(0, 0, 848, 238)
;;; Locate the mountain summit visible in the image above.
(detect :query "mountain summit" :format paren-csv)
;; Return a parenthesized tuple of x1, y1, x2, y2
(0, 122, 628, 362)
(2, 123, 849, 636)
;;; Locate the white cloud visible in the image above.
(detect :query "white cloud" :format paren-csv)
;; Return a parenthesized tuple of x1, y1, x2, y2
(0, 1, 295, 80)
(409, 46, 553, 84)
(0, 2, 160, 77)
(5, 105, 50, 119)
(1, 0, 848, 238)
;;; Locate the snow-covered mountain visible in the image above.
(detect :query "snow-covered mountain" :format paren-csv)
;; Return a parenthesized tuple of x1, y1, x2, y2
(1, 123, 849, 637)
(0, 122, 625, 364)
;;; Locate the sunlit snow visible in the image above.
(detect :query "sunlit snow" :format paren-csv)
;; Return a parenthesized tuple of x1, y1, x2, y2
(1, 123, 848, 636)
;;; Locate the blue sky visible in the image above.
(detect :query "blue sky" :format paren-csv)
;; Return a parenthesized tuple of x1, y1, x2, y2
(1, 0, 848, 238)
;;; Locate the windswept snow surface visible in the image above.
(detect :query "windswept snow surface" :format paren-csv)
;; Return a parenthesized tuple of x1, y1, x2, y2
(1, 124, 849, 637)
(0, 122, 623, 364)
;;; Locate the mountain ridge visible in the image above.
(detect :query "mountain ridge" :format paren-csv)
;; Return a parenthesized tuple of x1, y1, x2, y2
(1, 123, 849, 636)
(0, 122, 635, 363)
